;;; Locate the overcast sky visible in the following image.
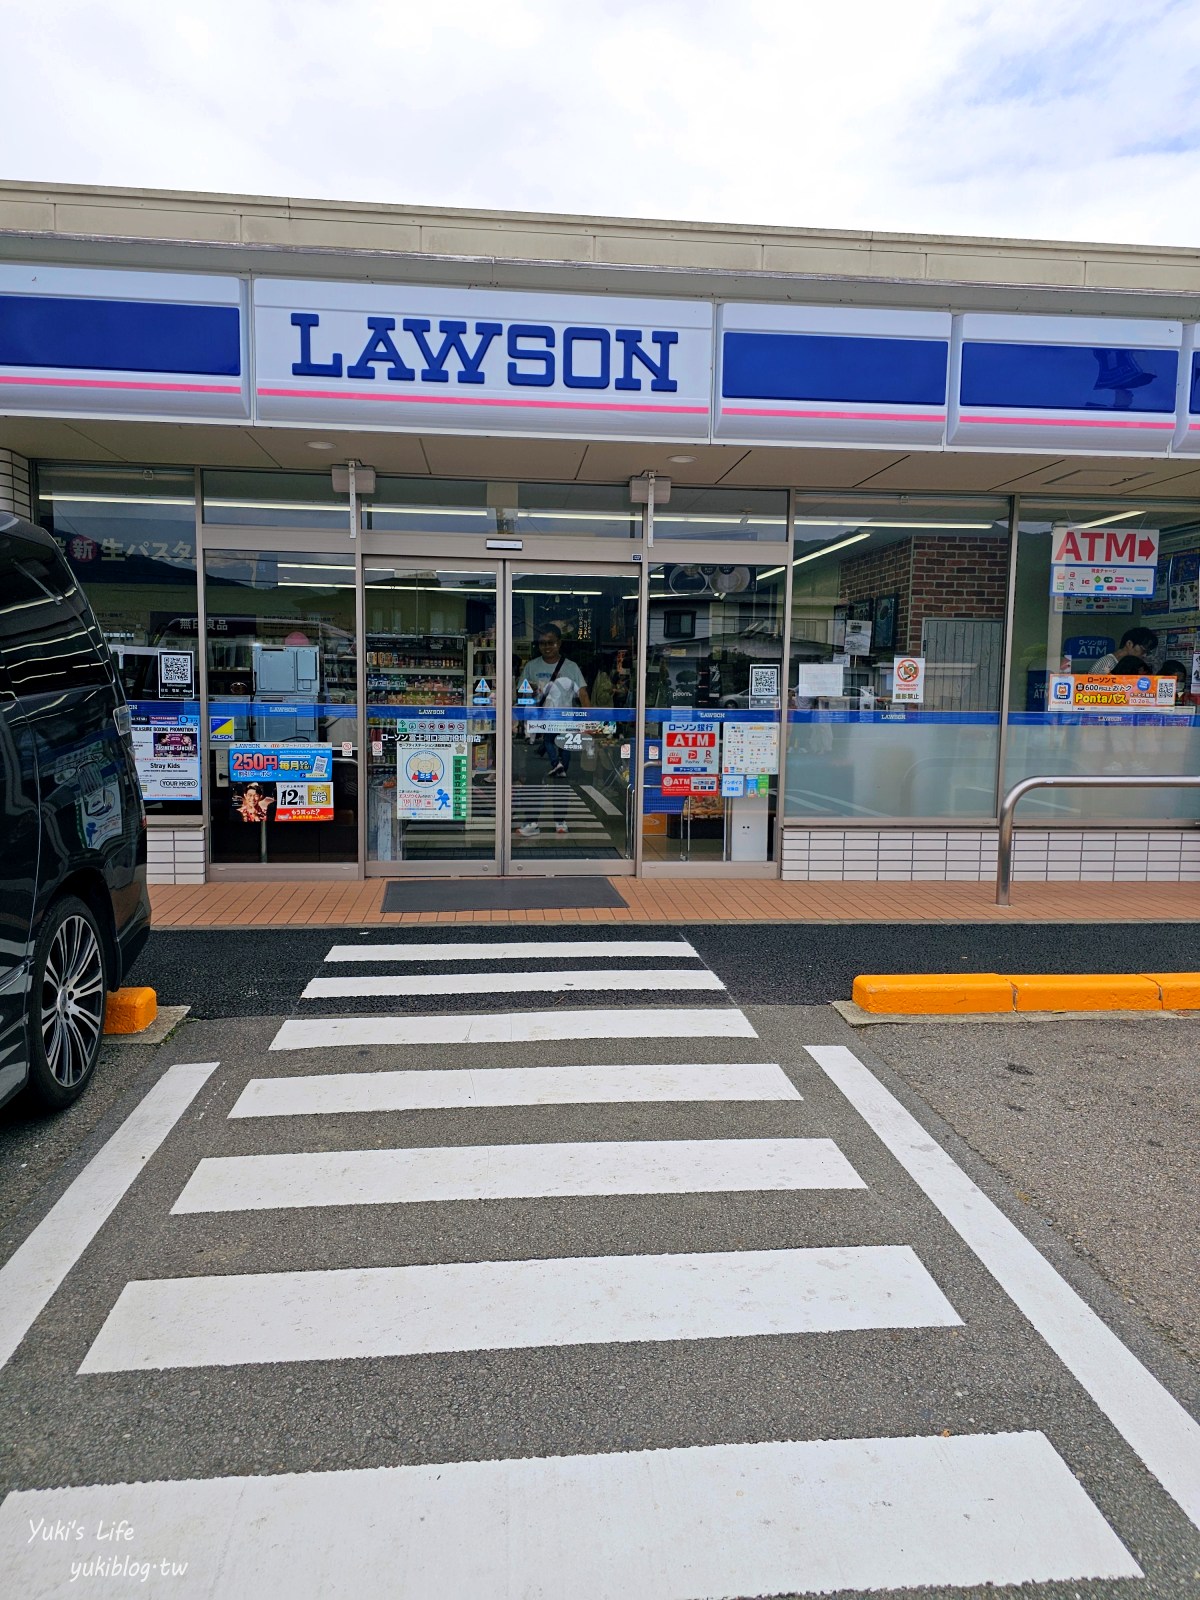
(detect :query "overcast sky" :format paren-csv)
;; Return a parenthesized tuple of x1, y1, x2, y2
(5, 0, 1199, 247)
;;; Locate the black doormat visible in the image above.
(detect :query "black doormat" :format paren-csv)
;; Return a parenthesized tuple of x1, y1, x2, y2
(381, 877, 626, 913)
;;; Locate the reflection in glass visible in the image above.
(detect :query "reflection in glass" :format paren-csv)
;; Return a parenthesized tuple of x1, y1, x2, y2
(785, 496, 1009, 821)
(1005, 500, 1200, 823)
(37, 466, 202, 817)
(365, 570, 498, 866)
(510, 572, 638, 863)
(205, 550, 357, 864)
(644, 562, 785, 862)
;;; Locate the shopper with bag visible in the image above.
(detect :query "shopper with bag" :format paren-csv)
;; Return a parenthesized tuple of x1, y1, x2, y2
(517, 624, 590, 838)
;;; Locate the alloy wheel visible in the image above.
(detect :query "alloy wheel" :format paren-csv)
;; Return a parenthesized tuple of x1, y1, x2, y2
(40, 914, 105, 1088)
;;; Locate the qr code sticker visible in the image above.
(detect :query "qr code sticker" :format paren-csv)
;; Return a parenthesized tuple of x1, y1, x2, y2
(158, 652, 194, 690)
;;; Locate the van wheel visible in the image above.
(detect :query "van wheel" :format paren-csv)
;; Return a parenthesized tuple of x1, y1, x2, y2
(27, 896, 108, 1109)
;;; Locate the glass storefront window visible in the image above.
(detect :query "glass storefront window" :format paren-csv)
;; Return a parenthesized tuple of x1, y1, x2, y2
(1006, 500, 1200, 822)
(785, 495, 1010, 820)
(367, 479, 638, 538)
(364, 567, 498, 865)
(36, 465, 202, 817)
(644, 560, 786, 861)
(652, 486, 787, 542)
(202, 470, 352, 530)
(205, 550, 358, 864)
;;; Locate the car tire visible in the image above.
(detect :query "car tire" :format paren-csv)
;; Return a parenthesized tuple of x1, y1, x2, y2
(26, 895, 108, 1110)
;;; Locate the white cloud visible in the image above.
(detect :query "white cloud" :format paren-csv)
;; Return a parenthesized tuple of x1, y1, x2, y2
(2, 0, 1199, 246)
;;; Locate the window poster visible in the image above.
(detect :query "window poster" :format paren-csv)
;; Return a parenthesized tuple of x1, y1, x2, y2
(393, 717, 469, 821)
(891, 656, 926, 704)
(130, 708, 201, 802)
(722, 721, 780, 775)
(227, 743, 335, 823)
(663, 723, 720, 776)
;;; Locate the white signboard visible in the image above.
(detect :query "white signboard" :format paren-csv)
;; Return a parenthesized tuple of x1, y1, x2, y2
(254, 279, 713, 441)
(663, 722, 720, 776)
(1050, 526, 1159, 599)
(722, 721, 780, 775)
(891, 656, 926, 704)
(796, 663, 846, 699)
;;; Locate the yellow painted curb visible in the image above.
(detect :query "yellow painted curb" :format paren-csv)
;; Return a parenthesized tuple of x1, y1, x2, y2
(852, 974, 1016, 1015)
(1145, 972, 1200, 1010)
(850, 970, 1200, 1015)
(104, 987, 158, 1035)
(1010, 974, 1162, 1013)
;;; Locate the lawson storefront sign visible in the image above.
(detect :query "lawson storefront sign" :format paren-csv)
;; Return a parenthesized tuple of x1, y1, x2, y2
(4, 262, 1200, 456)
(253, 278, 713, 440)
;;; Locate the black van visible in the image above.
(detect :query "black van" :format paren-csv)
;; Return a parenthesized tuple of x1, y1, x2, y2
(0, 513, 150, 1111)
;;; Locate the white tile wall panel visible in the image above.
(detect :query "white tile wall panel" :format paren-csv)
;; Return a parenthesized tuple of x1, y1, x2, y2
(783, 823, 1197, 882)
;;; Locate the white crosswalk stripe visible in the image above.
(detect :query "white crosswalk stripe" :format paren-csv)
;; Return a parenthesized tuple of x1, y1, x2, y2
(229, 1061, 800, 1117)
(323, 938, 697, 962)
(171, 1138, 864, 1213)
(0, 1434, 1141, 1596)
(2, 928, 1154, 1597)
(301, 966, 724, 1000)
(80, 1246, 961, 1371)
(269, 1006, 757, 1051)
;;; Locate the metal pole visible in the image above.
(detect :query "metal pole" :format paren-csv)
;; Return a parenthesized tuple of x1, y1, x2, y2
(997, 774, 1200, 904)
(632, 494, 651, 877)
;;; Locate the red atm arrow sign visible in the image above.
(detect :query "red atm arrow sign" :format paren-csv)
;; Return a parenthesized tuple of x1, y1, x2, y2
(1052, 526, 1159, 566)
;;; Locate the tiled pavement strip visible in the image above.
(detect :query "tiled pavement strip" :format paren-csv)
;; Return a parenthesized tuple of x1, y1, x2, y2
(149, 877, 1200, 928)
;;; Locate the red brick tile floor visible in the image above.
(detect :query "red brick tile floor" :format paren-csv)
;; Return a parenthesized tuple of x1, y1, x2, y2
(148, 877, 1200, 929)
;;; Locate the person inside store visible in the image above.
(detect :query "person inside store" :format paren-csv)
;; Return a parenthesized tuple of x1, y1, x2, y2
(517, 623, 590, 838)
(1093, 626, 1158, 674)
(1112, 654, 1149, 674)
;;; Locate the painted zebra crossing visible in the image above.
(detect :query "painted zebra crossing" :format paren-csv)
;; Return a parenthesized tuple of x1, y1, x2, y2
(4, 930, 1198, 1595)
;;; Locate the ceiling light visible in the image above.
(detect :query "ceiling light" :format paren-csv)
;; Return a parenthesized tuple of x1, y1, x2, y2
(667, 455, 696, 464)
(793, 531, 872, 567)
(307, 440, 334, 451)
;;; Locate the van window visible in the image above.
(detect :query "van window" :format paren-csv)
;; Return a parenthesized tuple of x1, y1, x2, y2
(0, 545, 113, 696)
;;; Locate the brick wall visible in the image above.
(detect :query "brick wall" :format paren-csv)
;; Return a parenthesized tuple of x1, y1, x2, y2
(907, 536, 1008, 652)
(0, 450, 31, 518)
(839, 535, 1008, 652)
(838, 541, 913, 646)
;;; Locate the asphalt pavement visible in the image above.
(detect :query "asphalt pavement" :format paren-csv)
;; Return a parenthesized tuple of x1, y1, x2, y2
(0, 926, 1198, 1597)
(120, 918, 1200, 1017)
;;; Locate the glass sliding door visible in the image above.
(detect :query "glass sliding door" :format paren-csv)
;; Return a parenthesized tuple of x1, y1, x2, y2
(643, 560, 787, 864)
(508, 565, 639, 872)
(364, 566, 500, 873)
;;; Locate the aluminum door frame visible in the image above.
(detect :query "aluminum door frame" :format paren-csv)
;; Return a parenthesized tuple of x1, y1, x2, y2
(501, 558, 641, 877)
(362, 556, 504, 878)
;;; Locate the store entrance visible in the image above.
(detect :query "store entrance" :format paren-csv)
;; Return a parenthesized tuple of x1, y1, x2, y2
(365, 560, 639, 876)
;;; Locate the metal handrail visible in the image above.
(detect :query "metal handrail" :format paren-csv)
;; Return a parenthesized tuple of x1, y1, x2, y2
(996, 774, 1200, 904)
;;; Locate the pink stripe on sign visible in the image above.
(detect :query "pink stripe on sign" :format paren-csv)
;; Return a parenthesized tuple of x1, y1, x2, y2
(960, 413, 1175, 431)
(722, 405, 945, 423)
(0, 373, 242, 395)
(256, 386, 706, 416)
